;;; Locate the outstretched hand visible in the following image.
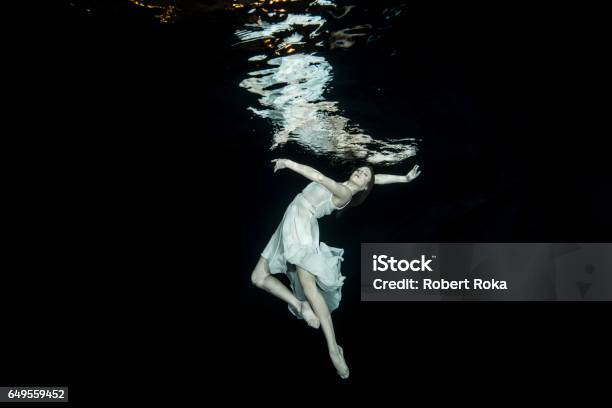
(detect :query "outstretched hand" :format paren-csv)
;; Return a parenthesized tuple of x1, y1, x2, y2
(271, 159, 291, 173)
(406, 164, 422, 182)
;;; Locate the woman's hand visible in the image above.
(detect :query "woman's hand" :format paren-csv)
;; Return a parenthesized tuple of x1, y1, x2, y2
(405, 164, 421, 182)
(271, 158, 292, 173)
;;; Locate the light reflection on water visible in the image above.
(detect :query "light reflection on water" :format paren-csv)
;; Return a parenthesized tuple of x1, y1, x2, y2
(234, 0, 418, 164)
(127, 0, 178, 23)
(67, 0, 418, 165)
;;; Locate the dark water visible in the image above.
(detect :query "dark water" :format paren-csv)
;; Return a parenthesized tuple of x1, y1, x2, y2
(55, 0, 608, 238)
(8, 0, 610, 393)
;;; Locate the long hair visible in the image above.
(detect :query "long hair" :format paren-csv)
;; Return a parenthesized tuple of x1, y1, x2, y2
(335, 166, 375, 218)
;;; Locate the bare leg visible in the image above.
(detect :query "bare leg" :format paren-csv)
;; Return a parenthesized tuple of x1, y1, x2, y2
(296, 266, 349, 379)
(251, 257, 320, 329)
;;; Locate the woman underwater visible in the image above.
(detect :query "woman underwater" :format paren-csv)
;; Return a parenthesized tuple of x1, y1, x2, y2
(251, 158, 421, 379)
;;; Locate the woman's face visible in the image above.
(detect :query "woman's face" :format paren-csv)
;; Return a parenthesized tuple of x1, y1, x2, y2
(350, 167, 372, 190)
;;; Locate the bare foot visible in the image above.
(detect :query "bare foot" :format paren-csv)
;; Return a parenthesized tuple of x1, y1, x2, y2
(330, 345, 349, 379)
(299, 301, 320, 329)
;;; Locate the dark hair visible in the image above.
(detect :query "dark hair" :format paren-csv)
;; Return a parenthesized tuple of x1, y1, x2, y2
(335, 166, 375, 218)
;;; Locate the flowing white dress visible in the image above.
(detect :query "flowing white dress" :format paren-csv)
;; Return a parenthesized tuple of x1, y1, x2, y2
(261, 181, 350, 317)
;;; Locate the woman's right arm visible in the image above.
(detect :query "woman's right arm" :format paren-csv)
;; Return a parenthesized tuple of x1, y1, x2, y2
(374, 165, 421, 185)
(271, 159, 351, 201)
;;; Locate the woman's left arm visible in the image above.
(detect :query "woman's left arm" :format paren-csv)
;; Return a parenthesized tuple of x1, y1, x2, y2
(375, 165, 421, 185)
(271, 158, 351, 200)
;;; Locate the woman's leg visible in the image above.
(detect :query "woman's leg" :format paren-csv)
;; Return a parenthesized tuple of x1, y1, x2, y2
(296, 266, 349, 379)
(251, 256, 320, 328)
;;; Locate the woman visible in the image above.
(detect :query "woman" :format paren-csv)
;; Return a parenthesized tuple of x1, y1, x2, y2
(250, 158, 422, 379)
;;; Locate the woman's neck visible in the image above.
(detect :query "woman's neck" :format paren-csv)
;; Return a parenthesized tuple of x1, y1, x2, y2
(343, 180, 360, 195)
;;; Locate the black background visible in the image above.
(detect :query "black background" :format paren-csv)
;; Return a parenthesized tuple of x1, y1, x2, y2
(3, 0, 610, 402)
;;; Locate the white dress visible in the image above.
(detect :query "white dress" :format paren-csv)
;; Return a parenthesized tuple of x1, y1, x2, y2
(261, 181, 350, 317)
